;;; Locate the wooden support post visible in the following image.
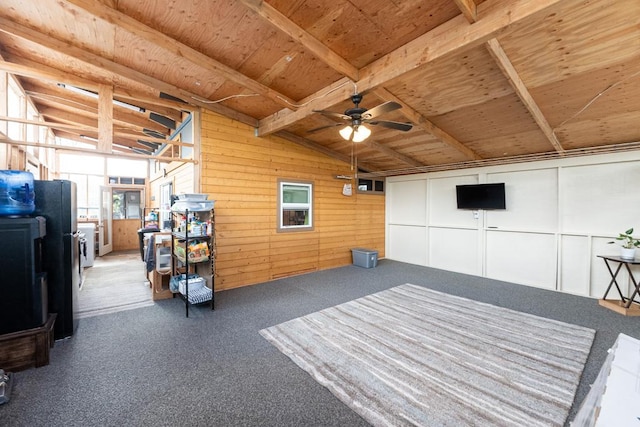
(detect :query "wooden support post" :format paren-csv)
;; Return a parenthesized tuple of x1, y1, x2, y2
(98, 84, 113, 153)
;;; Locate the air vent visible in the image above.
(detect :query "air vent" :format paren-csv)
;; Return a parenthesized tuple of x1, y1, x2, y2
(137, 140, 160, 149)
(159, 92, 186, 103)
(143, 128, 166, 139)
(149, 112, 176, 130)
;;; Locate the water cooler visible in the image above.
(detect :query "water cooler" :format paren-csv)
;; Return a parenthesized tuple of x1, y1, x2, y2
(0, 170, 46, 335)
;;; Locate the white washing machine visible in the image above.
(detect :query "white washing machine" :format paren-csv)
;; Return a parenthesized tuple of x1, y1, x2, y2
(78, 223, 96, 267)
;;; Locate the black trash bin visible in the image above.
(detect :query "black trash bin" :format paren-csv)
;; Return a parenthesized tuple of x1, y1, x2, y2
(137, 227, 159, 261)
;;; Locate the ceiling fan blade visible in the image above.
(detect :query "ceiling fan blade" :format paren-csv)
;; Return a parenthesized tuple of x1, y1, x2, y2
(307, 123, 343, 134)
(312, 110, 351, 120)
(361, 101, 401, 120)
(369, 120, 413, 132)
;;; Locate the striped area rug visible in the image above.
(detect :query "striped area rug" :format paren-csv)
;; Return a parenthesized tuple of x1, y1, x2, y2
(260, 284, 595, 426)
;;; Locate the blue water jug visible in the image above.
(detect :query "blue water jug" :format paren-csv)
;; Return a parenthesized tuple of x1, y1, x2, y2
(0, 170, 36, 216)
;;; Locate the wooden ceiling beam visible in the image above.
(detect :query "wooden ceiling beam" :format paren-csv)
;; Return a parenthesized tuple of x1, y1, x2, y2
(114, 97, 182, 123)
(0, 115, 172, 148)
(0, 17, 258, 127)
(1, 56, 191, 114)
(0, 135, 191, 163)
(53, 128, 171, 157)
(52, 129, 146, 151)
(0, 56, 106, 96)
(25, 89, 170, 134)
(258, 77, 355, 135)
(111, 131, 190, 147)
(0, 116, 188, 147)
(37, 108, 101, 129)
(453, 0, 478, 23)
(485, 38, 565, 154)
(37, 105, 148, 135)
(63, 0, 298, 111)
(0, 115, 94, 134)
(22, 80, 182, 125)
(372, 87, 482, 161)
(111, 91, 187, 116)
(275, 131, 374, 172)
(21, 78, 182, 122)
(358, 0, 563, 91)
(239, 0, 359, 82)
(257, 0, 564, 135)
(361, 139, 424, 168)
(32, 111, 156, 148)
(112, 130, 161, 144)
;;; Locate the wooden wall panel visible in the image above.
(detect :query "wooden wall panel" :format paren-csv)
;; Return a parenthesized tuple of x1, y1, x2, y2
(201, 111, 385, 291)
(112, 219, 140, 251)
(172, 163, 194, 196)
(148, 163, 194, 202)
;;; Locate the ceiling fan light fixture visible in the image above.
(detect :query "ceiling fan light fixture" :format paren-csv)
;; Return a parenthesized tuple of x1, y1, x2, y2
(352, 125, 371, 142)
(339, 125, 353, 140)
(339, 125, 371, 142)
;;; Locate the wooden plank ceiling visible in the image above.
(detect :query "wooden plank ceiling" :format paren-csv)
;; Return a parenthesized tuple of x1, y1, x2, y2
(0, 0, 639, 173)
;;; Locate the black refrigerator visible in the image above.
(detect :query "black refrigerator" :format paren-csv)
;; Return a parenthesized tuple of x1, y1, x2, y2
(34, 180, 80, 339)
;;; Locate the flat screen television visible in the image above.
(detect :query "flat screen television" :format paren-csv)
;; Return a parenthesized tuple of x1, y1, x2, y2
(456, 183, 506, 210)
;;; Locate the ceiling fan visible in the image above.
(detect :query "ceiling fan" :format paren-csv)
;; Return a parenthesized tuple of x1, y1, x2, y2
(309, 93, 413, 142)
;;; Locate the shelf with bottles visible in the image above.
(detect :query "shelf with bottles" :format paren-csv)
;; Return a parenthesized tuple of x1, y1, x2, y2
(172, 210, 212, 238)
(170, 208, 215, 317)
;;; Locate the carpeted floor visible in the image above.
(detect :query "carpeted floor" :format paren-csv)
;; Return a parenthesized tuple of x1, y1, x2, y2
(77, 251, 153, 318)
(2, 259, 640, 426)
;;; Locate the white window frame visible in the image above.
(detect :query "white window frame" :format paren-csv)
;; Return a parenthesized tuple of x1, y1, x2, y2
(277, 179, 313, 232)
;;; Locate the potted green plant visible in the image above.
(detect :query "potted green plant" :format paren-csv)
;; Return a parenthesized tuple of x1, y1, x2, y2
(609, 228, 640, 259)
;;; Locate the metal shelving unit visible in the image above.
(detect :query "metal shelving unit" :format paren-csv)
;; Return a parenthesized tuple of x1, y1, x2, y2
(171, 208, 215, 317)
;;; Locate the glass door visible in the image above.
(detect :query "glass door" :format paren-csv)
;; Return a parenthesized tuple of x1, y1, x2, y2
(98, 185, 113, 256)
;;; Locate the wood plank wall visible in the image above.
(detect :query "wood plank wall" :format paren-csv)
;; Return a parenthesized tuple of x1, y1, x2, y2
(112, 219, 140, 251)
(148, 163, 194, 207)
(200, 111, 385, 291)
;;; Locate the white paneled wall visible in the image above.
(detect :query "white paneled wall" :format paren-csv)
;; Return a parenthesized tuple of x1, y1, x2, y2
(485, 231, 557, 289)
(387, 180, 429, 266)
(387, 180, 427, 226)
(428, 175, 478, 227)
(428, 227, 479, 275)
(388, 224, 428, 266)
(485, 168, 558, 232)
(560, 162, 640, 233)
(386, 152, 640, 298)
(559, 235, 591, 295)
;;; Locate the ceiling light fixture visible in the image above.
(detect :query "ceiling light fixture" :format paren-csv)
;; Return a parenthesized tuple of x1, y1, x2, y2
(338, 125, 352, 140)
(339, 125, 371, 142)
